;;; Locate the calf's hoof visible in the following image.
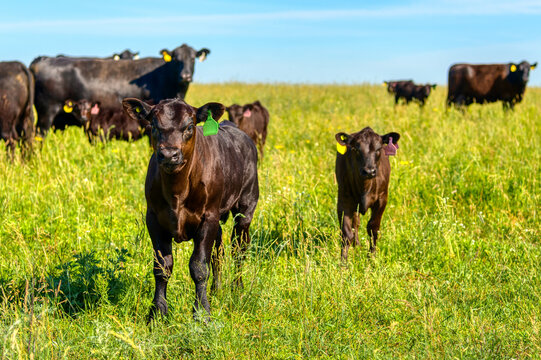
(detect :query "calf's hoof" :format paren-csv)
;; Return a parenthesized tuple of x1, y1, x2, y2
(147, 300, 168, 324)
(192, 305, 211, 324)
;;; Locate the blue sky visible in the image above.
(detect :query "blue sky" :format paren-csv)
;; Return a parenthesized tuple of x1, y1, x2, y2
(1, 0, 540, 85)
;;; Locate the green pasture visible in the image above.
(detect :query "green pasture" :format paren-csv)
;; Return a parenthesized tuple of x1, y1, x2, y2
(0, 84, 539, 359)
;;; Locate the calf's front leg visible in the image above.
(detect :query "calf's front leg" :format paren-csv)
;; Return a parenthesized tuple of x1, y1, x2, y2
(367, 200, 387, 255)
(190, 217, 219, 320)
(146, 210, 173, 322)
(338, 207, 355, 262)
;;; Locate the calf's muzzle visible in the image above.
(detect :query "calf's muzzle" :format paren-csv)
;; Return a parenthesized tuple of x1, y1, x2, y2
(157, 147, 183, 166)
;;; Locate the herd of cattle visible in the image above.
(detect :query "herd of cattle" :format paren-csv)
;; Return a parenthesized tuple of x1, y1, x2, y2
(385, 60, 537, 108)
(0, 44, 270, 155)
(0, 45, 537, 320)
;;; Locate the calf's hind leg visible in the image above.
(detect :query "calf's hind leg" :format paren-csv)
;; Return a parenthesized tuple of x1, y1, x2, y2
(230, 204, 256, 289)
(190, 217, 219, 320)
(210, 224, 224, 293)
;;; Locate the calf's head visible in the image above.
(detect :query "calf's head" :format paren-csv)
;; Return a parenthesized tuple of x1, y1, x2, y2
(123, 97, 224, 174)
(418, 84, 437, 98)
(226, 104, 243, 125)
(160, 44, 210, 83)
(67, 99, 100, 124)
(335, 127, 400, 179)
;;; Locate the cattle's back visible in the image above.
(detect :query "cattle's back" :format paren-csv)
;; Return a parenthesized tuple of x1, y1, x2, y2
(32, 57, 168, 105)
(198, 122, 258, 213)
(448, 63, 507, 96)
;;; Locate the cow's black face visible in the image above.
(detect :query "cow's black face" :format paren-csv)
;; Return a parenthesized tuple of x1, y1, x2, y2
(336, 127, 400, 179)
(119, 49, 138, 60)
(64, 99, 89, 125)
(421, 85, 432, 98)
(508, 61, 534, 84)
(162, 44, 210, 83)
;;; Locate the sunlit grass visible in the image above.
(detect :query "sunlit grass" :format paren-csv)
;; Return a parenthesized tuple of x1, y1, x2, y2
(0, 84, 539, 358)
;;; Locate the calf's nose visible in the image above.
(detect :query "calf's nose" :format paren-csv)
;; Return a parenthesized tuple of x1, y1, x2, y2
(362, 167, 377, 177)
(157, 147, 182, 164)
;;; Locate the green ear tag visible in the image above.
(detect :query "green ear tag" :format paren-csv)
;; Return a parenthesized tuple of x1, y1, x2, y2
(203, 110, 219, 136)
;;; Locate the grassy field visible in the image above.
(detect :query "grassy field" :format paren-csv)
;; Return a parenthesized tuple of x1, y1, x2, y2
(0, 83, 539, 359)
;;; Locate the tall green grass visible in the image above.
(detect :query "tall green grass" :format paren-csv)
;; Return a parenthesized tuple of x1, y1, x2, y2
(0, 84, 539, 359)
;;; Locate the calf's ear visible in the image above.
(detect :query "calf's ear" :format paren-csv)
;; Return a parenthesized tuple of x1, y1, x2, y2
(196, 102, 225, 124)
(122, 98, 152, 122)
(431, 84, 437, 89)
(335, 132, 349, 146)
(381, 132, 400, 144)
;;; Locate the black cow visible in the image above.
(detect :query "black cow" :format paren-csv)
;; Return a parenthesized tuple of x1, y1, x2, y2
(447, 61, 537, 109)
(31, 44, 210, 133)
(0, 61, 35, 157)
(56, 49, 139, 61)
(385, 80, 436, 106)
(384, 80, 413, 94)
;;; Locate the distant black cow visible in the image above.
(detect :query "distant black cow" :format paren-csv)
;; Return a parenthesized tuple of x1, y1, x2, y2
(68, 99, 147, 142)
(447, 61, 537, 109)
(0, 61, 35, 157)
(335, 127, 400, 260)
(385, 80, 436, 106)
(56, 49, 139, 60)
(226, 101, 270, 158)
(31, 44, 210, 134)
(109, 49, 140, 61)
(384, 80, 413, 94)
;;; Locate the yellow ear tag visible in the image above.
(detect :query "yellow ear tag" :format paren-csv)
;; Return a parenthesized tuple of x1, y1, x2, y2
(63, 104, 73, 113)
(135, 106, 141, 113)
(113, 54, 120, 61)
(531, 65, 537, 70)
(336, 142, 347, 154)
(510, 64, 517, 72)
(163, 53, 172, 62)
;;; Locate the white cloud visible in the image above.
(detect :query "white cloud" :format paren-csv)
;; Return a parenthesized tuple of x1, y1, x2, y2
(1, 1, 540, 33)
